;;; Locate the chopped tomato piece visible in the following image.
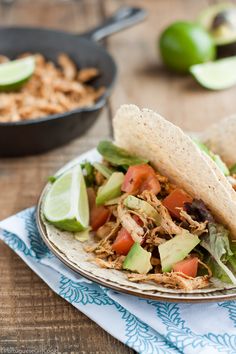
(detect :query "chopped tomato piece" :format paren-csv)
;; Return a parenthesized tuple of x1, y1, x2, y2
(87, 188, 110, 231)
(112, 228, 134, 255)
(162, 188, 193, 219)
(122, 164, 161, 195)
(139, 175, 161, 194)
(173, 257, 198, 278)
(90, 206, 110, 231)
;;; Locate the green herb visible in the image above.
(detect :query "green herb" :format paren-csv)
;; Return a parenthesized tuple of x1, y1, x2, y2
(48, 176, 57, 183)
(97, 141, 148, 169)
(201, 223, 236, 284)
(206, 256, 232, 283)
(81, 161, 95, 187)
(230, 163, 236, 175)
(228, 242, 236, 273)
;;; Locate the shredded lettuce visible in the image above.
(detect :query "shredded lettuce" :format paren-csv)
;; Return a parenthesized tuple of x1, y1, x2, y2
(193, 139, 230, 176)
(201, 223, 236, 284)
(230, 163, 236, 175)
(81, 161, 95, 187)
(206, 256, 232, 283)
(97, 141, 148, 169)
(228, 242, 236, 273)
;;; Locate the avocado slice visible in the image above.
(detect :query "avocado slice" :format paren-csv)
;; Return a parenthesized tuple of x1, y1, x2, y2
(158, 231, 200, 272)
(124, 195, 161, 225)
(93, 162, 114, 179)
(193, 139, 229, 176)
(96, 172, 124, 205)
(123, 242, 152, 274)
(198, 3, 236, 57)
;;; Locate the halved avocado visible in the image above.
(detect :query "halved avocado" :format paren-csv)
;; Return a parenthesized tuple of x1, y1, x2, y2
(198, 3, 236, 57)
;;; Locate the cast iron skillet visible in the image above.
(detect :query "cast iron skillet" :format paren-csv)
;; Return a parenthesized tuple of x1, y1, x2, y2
(0, 7, 146, 157)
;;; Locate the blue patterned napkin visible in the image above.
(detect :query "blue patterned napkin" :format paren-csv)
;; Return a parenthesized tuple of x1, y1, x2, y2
(0, 207, 236, 354)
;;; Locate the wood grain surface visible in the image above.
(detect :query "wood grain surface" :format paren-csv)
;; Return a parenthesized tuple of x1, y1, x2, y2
(0, 0, 235, 353)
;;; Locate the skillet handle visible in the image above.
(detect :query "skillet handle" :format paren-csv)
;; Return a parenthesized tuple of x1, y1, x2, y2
(80, 7, 147, 42)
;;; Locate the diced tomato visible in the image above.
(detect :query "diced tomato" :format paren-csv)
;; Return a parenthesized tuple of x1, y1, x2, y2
(112, 228, 134, 255)
(132, 214, 143, 226)
(87, 188, 110, 231)
(90, 206, 110, 231)
(122, 164, 161, 195)
(162, 188, 193, 219)
(139, 175, 161, 195)
(173, 257, 198, 278)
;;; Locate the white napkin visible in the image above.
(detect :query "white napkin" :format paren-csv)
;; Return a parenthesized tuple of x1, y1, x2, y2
(0, 207, 235, 354)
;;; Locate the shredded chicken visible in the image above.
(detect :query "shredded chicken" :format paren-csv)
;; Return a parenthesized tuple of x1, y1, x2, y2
(77, 68, 100, 83)
(127, 272, 209, 291)
(85, 222, 120, 256)
(156, 173, 176, 196)
(95, 170, 105, 186)
(141, 191, 182, 235)
(94, 241, 114, 258)
(155, 173, 169, 184)
(117, 203, 144, 242)
(198, 259, 213, 277)
(0, 53, 104, 123)
(0, 55, 9, 64)
(95, 256, 125, 270)
(145, 228, 167, 246)
(58, 53, 77, 80)
(179, 209, 207, 236)
(96, 222, 117, 240)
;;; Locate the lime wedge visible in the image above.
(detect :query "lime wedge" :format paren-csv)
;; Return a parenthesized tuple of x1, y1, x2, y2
(0, 56, 35, 91)
(44, 165, 89, 232)
(190, 56, 236, 90)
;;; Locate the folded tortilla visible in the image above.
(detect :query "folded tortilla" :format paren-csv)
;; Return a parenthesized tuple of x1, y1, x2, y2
(113, 104, 236, 239)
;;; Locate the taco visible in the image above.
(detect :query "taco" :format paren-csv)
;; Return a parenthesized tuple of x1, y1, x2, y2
(41, 104, 236, 293)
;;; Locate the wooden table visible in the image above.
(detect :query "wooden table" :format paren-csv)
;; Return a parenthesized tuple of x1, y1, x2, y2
(0, 0, 235, 352)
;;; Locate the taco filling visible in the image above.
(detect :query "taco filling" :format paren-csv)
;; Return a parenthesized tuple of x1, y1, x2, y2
(44, 140, 236, 292)
(42, 105, 236, 293)
(83, 141, 236, 291)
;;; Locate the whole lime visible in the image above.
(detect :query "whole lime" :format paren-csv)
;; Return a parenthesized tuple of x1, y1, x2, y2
(159, 21, 216, 73)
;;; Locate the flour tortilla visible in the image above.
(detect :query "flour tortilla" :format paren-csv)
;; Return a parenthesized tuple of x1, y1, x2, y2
(199, 152, 236, 203)
(113, 104, 236, 239)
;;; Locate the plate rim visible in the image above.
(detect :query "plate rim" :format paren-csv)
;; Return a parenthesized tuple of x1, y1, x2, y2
(36, 148, 236, 303)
